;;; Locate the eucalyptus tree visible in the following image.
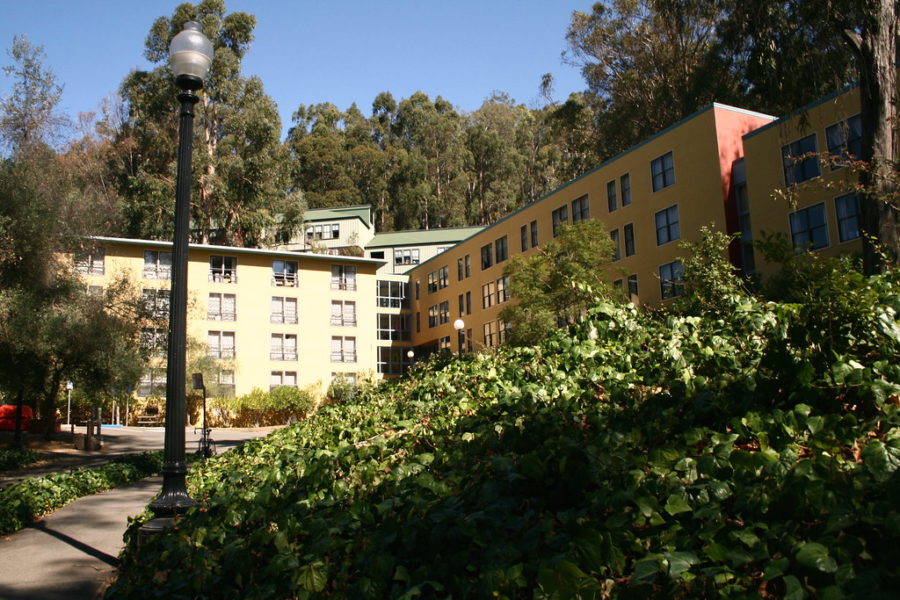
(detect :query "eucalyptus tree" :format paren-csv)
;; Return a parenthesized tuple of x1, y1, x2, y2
(115, 0, 300, 246)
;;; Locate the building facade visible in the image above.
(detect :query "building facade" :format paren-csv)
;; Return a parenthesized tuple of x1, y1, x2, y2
(75, 86, 876, 396)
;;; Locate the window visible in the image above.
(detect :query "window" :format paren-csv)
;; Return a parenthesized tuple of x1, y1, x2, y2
(457, 257, 464, 280)
(427, 267, 449, 293)
(466, 291, 472, 314)
(140, 327, 166, 357)
(331, 336, 357, 363)
(331, 372, 357, 385)
(439, 301, 450, 325)
(655, 205, 680, 245)
(620, 173, 632, 206)
(270, 333, 298, 361)
(137, 369, 166, 398)
(270, 371, 297, 390)
(214, 370, 235, 397)
(498, 321, 510, 345)
(483, 321, 498, 347)
(143, 250, 172, 280)
(482, 281, 496, 309)
(627, 274, 638, 296)
(496, 276, 510, 304)
(428, 305, 438, 328)
(789, 203, 829, 250)
(394, 248, 420, 265)
(610, 229, 621, 261)
(659, 260, 684, 300)
(370, 251, 385, 260)
(436, 246, 451, 254)
(572, 195, 590, 223)
(377, 280, 408, 308)
(530, 220, 538, 248)
(835, 193, 861, 242)
(624, 223, 635, 257)
(331, 265, 357, 290)
(270, 296, 298, 324)
(74, 248, 104, 276)
(520, 225, 528, 251)
(464, 255, 471, 278)
(208, 293, 236, 321)
(306, 223, 340, 240)
(377, 347, 413, 375)
(613, 279, 623, 289)
(331, 300, 357, 327)
(458, 293, 464, 316)
(439, 336, 451, 353)
(272, 260, 298, 287)
(378, 313, 410, 341)
(416, 311, 420, 333)
(651, 151, 675, 191)
(495, 236, 509, 263)
(607, 180, 617, 212)
(826, 114, 862, 167)
(782, 134, 820, 185)
(552, 206, 568, 237)
(415, 281, 420, 300)
(142, 288, 170, 320)
(481, 244, 493, 270)
(209, 255, 237, 283)
(208, 331, 235, 359)
(736, 180, 755, 273)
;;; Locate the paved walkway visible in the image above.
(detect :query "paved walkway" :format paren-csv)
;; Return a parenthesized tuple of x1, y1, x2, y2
(0, 426, 279, 599)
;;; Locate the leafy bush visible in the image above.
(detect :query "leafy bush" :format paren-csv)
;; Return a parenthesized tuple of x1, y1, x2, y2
(108, 264, 900, 598)
(0, 447, 41, 471)
(206, 387, 316, 427)
(0, 451, 163, 535)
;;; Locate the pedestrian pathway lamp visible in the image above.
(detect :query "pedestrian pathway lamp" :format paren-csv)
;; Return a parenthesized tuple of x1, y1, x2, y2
(144, 21, 213, 530)
(454, 319, 465, 355)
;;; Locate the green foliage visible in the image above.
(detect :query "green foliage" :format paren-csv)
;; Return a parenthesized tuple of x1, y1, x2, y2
(0, 451, 163, 535)
(107, 261, 900, 598)
(207, 386, 316, 427)
(501, 219, 617, 345)
(0, 448, 41, 471)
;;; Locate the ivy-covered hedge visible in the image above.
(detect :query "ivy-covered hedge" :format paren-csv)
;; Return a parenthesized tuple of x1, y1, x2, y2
(0, 451, 163, 535)
(108, 264, 900, 598)
(0, 447, 41, 471)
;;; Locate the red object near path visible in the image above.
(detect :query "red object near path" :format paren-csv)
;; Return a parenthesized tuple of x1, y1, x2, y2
(0, 404, 33, 430)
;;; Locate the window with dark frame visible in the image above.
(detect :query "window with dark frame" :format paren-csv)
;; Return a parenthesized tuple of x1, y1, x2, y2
(520, 225, 528, 251)
(834, 193, 861, 242)
(607, 180, 617, 212)
(481, 244, 493, 269)
(624, 223, 635, 256)
(552, 206, 568, 237)
(826, 114, 862, 168)
(495, 236, 508, 263)
(651, 152, 675, 191)
(789, 203, 829, 250)
(530, 220, 538, 247)
(659, 260, 684, 300)
(620, 173, 631, 206)
(610, 229, 620, 261)
(655, 205, 680, 245)
(627, 274, 638, 296)
(782, 134, 820, 186)
(572, 195, 590, 223)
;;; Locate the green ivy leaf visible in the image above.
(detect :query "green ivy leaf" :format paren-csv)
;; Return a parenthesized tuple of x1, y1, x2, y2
(298, 561, 327, 592)
(664, 494, 692, 516)
(795, 542, 837, 574)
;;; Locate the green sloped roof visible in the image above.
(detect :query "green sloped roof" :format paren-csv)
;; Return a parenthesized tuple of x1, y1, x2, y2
(304, 205, 372, 225)
(366, 226, 484, 249)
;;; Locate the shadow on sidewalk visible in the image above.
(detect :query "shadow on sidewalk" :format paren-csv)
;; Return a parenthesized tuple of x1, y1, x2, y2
(27, 521, 119, 566)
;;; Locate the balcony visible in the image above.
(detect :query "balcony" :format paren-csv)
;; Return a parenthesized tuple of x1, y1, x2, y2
(330, 352, 357, 363)
(209, 271, 237, 284)
(330, 316, 357, 327)
(270, 313, 298, 325)
(330, 278, 357, 291)
(272, 272, 298, 287)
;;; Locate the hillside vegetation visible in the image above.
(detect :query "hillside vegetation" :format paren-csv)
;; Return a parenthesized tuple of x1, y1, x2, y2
(109, 254, 900, 599)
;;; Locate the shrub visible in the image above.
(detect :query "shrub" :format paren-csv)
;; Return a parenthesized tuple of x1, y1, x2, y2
(0, 448, 41, 471)
(206, 387, 316, 427)
(0, 451, 163, 535)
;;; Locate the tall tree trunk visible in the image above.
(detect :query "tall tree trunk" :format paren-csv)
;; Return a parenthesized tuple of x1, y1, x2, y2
(845, 1, 899, 274)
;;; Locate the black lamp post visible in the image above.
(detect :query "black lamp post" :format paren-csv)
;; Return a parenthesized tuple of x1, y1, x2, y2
(145, 21, 213, 529)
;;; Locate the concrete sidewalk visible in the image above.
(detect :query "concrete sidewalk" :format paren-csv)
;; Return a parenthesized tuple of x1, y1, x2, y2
(0, 426, 280, 599)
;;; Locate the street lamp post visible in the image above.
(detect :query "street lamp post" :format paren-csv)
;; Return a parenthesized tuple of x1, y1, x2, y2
(453, 318, 465, 356)
(144, 21, 213, 530)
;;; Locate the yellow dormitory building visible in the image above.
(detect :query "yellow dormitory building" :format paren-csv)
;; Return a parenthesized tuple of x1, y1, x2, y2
(76, 86, 873, 397)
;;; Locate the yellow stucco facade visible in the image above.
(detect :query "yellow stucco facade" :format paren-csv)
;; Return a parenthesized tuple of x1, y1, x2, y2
(742, 86, 865, 275)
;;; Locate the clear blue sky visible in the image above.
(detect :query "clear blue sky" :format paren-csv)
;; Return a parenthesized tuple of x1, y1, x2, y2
(0, 0, 588, 139)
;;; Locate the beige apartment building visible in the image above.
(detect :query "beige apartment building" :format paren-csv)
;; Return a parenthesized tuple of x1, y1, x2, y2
(74, 84, 877, 398)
